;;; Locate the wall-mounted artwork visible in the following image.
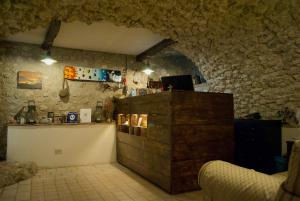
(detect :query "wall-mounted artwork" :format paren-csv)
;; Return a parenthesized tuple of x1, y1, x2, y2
(64, 66, 122, 83)
(17, 71, 42, 89)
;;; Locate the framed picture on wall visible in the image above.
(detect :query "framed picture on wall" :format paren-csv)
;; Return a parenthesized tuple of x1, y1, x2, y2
(17, 71, 42, 89)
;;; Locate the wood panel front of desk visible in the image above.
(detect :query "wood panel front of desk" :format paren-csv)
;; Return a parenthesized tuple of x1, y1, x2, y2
(115, 91, 234, 194)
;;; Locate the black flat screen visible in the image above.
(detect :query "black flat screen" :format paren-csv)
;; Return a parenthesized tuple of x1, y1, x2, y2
(161, 75, 194, 91)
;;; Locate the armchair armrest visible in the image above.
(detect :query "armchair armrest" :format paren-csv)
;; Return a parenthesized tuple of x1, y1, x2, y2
(276, 140, 300, 200)
(199, 161, 284, 201)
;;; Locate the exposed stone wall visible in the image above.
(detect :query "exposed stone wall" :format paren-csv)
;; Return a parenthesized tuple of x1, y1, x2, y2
(0, 0, 299, 119)
(0, 41, 146, 119)
(188, 1, 300, 118)
(0, 41, 192, 159)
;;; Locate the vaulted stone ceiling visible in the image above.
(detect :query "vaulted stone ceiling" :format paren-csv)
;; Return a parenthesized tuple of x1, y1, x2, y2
(1, 0, 300, 117)
(1, 1, 299, 49)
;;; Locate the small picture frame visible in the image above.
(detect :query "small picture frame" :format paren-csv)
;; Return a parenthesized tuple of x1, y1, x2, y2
(17, 71, 42, 89)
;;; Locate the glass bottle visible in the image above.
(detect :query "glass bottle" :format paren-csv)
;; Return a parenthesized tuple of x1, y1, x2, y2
(26, 100, 37, 124)
(94, 101, 104, 123)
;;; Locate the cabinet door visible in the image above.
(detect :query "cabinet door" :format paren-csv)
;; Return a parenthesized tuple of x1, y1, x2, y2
(235, 121, 259, 169)
(234, 120, 282, 174)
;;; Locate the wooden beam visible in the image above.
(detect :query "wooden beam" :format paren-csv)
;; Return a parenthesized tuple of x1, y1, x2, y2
(41, 18, 61, 50)
(136, 39, 176, 62)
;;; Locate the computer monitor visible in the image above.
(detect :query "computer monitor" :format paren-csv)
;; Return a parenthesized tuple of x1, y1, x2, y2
(161, 75, 194, 91)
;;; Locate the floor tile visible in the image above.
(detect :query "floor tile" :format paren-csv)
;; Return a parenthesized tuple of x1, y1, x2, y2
(0, 163, 203, 201)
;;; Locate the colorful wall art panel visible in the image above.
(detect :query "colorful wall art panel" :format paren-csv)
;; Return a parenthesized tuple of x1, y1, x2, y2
(17, 71, 42, 89)
(64, 66, 122, 83)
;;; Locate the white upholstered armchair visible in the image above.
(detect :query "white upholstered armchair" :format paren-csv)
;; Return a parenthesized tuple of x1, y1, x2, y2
(199, 140, 300, 201)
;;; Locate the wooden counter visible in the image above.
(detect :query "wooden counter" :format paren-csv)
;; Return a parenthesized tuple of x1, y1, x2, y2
(115, 91, 234, 194)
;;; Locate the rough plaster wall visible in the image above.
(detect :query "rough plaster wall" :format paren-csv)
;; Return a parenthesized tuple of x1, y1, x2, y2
(0, 0, 300, 119)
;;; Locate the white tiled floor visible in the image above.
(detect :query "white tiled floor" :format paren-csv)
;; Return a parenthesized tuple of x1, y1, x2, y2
(0, 163, 203, 201)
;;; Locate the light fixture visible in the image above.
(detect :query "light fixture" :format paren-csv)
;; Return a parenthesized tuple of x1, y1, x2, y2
(41, 50, 57, 65)
(142, 68, 154, 76)
(142, 60, 154, 76)
(41, 57, 57, 65)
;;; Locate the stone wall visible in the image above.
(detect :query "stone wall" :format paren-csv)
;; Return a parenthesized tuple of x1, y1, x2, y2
(0, 0, 299, 120)
(188, 1, 300, 119)
(0, 41, 146, 119)
(0, 41, 193, 159)
(148, 48, 204, 83)
(1, 1, 300, 157)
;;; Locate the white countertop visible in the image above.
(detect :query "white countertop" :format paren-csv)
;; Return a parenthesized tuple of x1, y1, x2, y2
(7, 122, 115, 127)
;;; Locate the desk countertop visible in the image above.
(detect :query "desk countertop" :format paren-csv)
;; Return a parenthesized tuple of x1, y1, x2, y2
(7, 122, 115, 127)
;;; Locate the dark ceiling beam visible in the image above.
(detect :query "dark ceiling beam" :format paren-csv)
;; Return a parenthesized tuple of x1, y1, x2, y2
(136, 39, 177, 62)
(41, 18, 61, 50)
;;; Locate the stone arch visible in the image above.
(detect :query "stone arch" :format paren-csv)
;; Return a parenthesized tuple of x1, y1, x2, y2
(1, 0, 300, 118)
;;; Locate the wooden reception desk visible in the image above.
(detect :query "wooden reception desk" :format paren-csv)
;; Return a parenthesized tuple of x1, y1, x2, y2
(115, 91, 234, 194)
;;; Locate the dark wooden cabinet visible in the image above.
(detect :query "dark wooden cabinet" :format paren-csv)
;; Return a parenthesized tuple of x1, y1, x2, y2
(234, 120, 282, 174)
(115, 91, 234, 194)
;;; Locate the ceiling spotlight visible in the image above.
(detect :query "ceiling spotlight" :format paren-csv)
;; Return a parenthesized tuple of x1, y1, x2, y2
(41, 50, 57, 65)
(41, 57, 57, 65)
(142, 68, 154, 76)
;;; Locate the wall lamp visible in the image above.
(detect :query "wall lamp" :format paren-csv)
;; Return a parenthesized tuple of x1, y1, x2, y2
(41, 50, 57, 65)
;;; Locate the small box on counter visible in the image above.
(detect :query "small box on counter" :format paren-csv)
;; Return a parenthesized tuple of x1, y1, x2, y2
(80, 109, 92, 123)
(54, 116, 63, 124)
(67, 112, 78, 123)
